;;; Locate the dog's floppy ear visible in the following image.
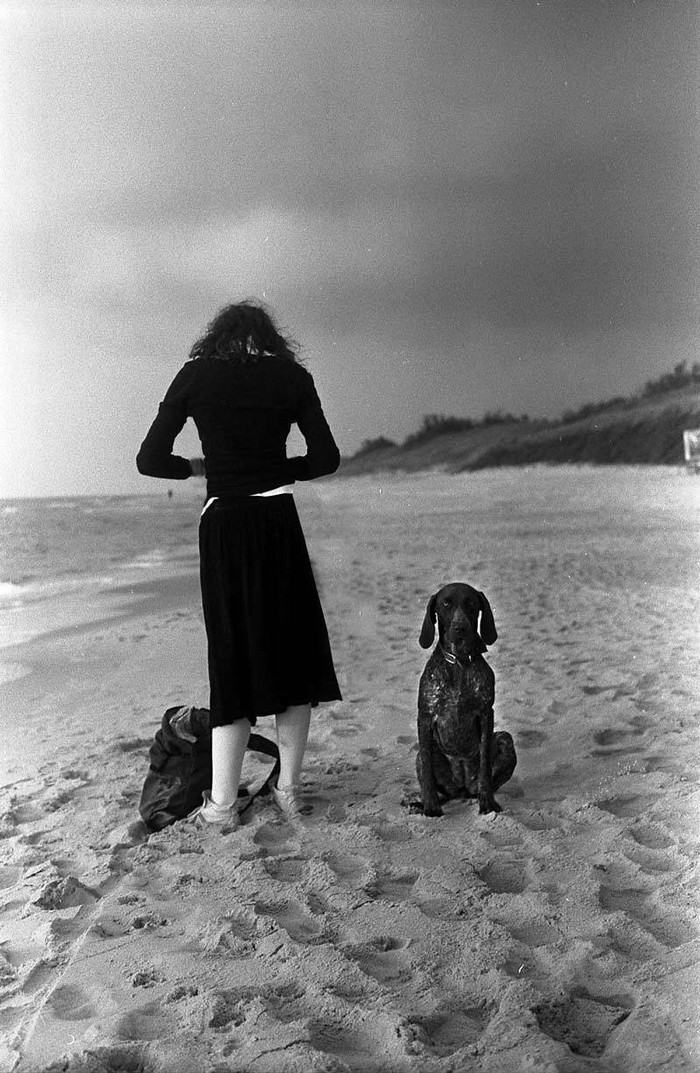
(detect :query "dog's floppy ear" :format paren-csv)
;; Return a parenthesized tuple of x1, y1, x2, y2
(477, 590, 497, 646)
(419, 593, 438, 648)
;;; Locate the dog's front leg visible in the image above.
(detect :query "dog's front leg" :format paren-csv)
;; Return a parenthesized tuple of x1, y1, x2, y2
(478, 707, 501, 814)
(417, 709, 443, 817)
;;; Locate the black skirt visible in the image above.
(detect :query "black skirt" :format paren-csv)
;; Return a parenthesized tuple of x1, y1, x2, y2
(199, 495, 342, 726)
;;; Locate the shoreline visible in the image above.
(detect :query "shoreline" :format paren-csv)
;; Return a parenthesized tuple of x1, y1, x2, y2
(0, 460, 693, 506)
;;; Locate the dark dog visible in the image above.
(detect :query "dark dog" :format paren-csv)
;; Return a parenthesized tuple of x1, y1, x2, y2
(414, 583, 516, 816)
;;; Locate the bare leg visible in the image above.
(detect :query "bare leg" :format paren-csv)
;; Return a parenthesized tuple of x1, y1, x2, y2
(211, 720, 251, 807)
(275, 704, 311, 790)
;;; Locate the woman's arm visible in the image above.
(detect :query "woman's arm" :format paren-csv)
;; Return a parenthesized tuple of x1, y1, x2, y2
(288, 371, 340, 481)
(136, 365, 196, 480)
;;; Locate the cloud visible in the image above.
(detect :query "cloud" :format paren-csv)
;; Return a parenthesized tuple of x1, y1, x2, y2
(2, 0, 699, 494)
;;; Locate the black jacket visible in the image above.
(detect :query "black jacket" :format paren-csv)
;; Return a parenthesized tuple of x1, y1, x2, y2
(137, 355, 340, 497)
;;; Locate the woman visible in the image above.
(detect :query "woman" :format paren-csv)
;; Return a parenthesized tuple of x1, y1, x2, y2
(137, 301, 342, 825)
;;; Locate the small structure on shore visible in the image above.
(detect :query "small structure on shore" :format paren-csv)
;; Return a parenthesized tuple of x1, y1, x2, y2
(682, 428, 700, 472)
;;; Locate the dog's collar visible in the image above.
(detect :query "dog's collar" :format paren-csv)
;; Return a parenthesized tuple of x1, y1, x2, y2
(438, 644, 476, 668)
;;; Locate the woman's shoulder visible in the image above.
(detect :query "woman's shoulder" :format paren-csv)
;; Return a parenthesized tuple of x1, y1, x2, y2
(186, 354, 315, 394)
(162, 359, 197, 397)
(281, 357, 313, 384)
(253, 355, 315, 392)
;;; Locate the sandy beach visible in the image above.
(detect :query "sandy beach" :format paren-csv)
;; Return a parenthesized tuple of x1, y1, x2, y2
(1, 466, 698, 1073)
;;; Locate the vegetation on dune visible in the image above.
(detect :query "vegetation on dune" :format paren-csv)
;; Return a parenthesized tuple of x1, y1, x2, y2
(403, 410, 529, 448)
(642, 360, 700, 397)
(354, 435, 398, 456)
(341, 361, 700, 471)
(559, 361, 700, 425)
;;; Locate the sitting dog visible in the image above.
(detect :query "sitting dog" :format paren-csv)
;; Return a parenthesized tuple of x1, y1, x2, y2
(413, 582, 516, 816)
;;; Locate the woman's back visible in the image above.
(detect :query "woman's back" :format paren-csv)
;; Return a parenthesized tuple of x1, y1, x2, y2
(137, 353, 339, 497)
(186, 355, 311, 492)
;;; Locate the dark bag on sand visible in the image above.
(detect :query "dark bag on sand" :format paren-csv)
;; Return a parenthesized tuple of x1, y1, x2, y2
(139, 705, 280, 831)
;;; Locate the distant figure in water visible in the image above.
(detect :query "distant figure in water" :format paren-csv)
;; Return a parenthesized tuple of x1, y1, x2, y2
(136, 300, 342, 824)
(167, 489, 173, 500)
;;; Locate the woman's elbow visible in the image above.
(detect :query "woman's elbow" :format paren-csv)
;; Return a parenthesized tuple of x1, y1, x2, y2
(327, 446, 341, 474)
(314, 446, 340, 478)
(136, 448, 156, 476)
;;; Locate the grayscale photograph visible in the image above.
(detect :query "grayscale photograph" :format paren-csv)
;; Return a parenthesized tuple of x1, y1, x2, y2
(1, 2, 698, 1071)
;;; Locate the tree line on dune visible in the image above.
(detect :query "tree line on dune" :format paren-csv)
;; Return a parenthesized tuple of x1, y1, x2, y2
(354, 361, 700, 457)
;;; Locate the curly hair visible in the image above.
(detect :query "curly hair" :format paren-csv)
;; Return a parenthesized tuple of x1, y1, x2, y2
(188, 301, 299, 363)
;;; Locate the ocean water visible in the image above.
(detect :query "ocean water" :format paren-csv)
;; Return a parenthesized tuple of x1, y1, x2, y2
(0, 493, 203, 648)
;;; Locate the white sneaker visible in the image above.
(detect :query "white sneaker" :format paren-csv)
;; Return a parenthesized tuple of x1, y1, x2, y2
(190, 792, 239, 828)
(272, 784, 310, 818)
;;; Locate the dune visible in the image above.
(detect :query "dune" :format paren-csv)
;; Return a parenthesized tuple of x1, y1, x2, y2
(340, 383, 700, 474)
(0, 466, 698, 1072)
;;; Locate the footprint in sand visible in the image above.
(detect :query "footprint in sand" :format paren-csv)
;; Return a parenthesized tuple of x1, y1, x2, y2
(7, 800, 44, 824)
(112, 737, 153, 754)
(91, 916, 130, 939)
(597, 793, 661, 819)
(410, 1004, 494, 1057)
(263, 981, 308, 1023)
(44, 789, 75, 812)
(131, 968, 166, 988)
(130, 910, 168, 931)
(507, 921, 561, 947)
(46, 983, 97, 1021)
(481, 825, 523, 848)
(626, 821, 674, 851)
(32, 876, 101, 910)
(599, 882, 696, 949)
(598, 880, 649, 914)
(607, 917, 669, 961)
(623, 842, 676, 875)
(396, 734, 415, 747)
(114, 1001, 165, 1041)
(186, 914, 257, 957)
(369, 871, 419, 902)
(534, 987, 632, 1059)
(206, 987, 264, 1030)
(326, 714, 362, 738)
(58, 768, 92, 782)
(324, 852, 372, 890)
(341, 935, 412, 984)
(253, 822, 300, 857)
(253, 898, 324, 943)
(358, 818, 411, 844)
(478, 860, 528, 895)
(597, 853, 697, 950)
(590, 717, 652, 757)
(593, 728, 636, 747)
(261, 857, 308, 883)
(0, 865, 22, 889)
(162, 984, 200, 1004)
(631, 903, 697, 950)
(49, 1045, 149, 1072)
(516, 729, 548, 750)
(622, 819, 682, 871)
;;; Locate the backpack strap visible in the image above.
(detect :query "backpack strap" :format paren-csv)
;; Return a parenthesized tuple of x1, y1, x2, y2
(238, 732, 281, 814)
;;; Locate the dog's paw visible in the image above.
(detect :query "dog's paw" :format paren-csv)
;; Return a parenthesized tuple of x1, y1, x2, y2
(399, 792, 424, 814)
(423, 802, 444, 818)
(478, 795, 502, 815)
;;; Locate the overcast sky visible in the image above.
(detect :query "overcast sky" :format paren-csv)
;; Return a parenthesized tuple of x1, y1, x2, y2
(1, 0, 698, 497)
